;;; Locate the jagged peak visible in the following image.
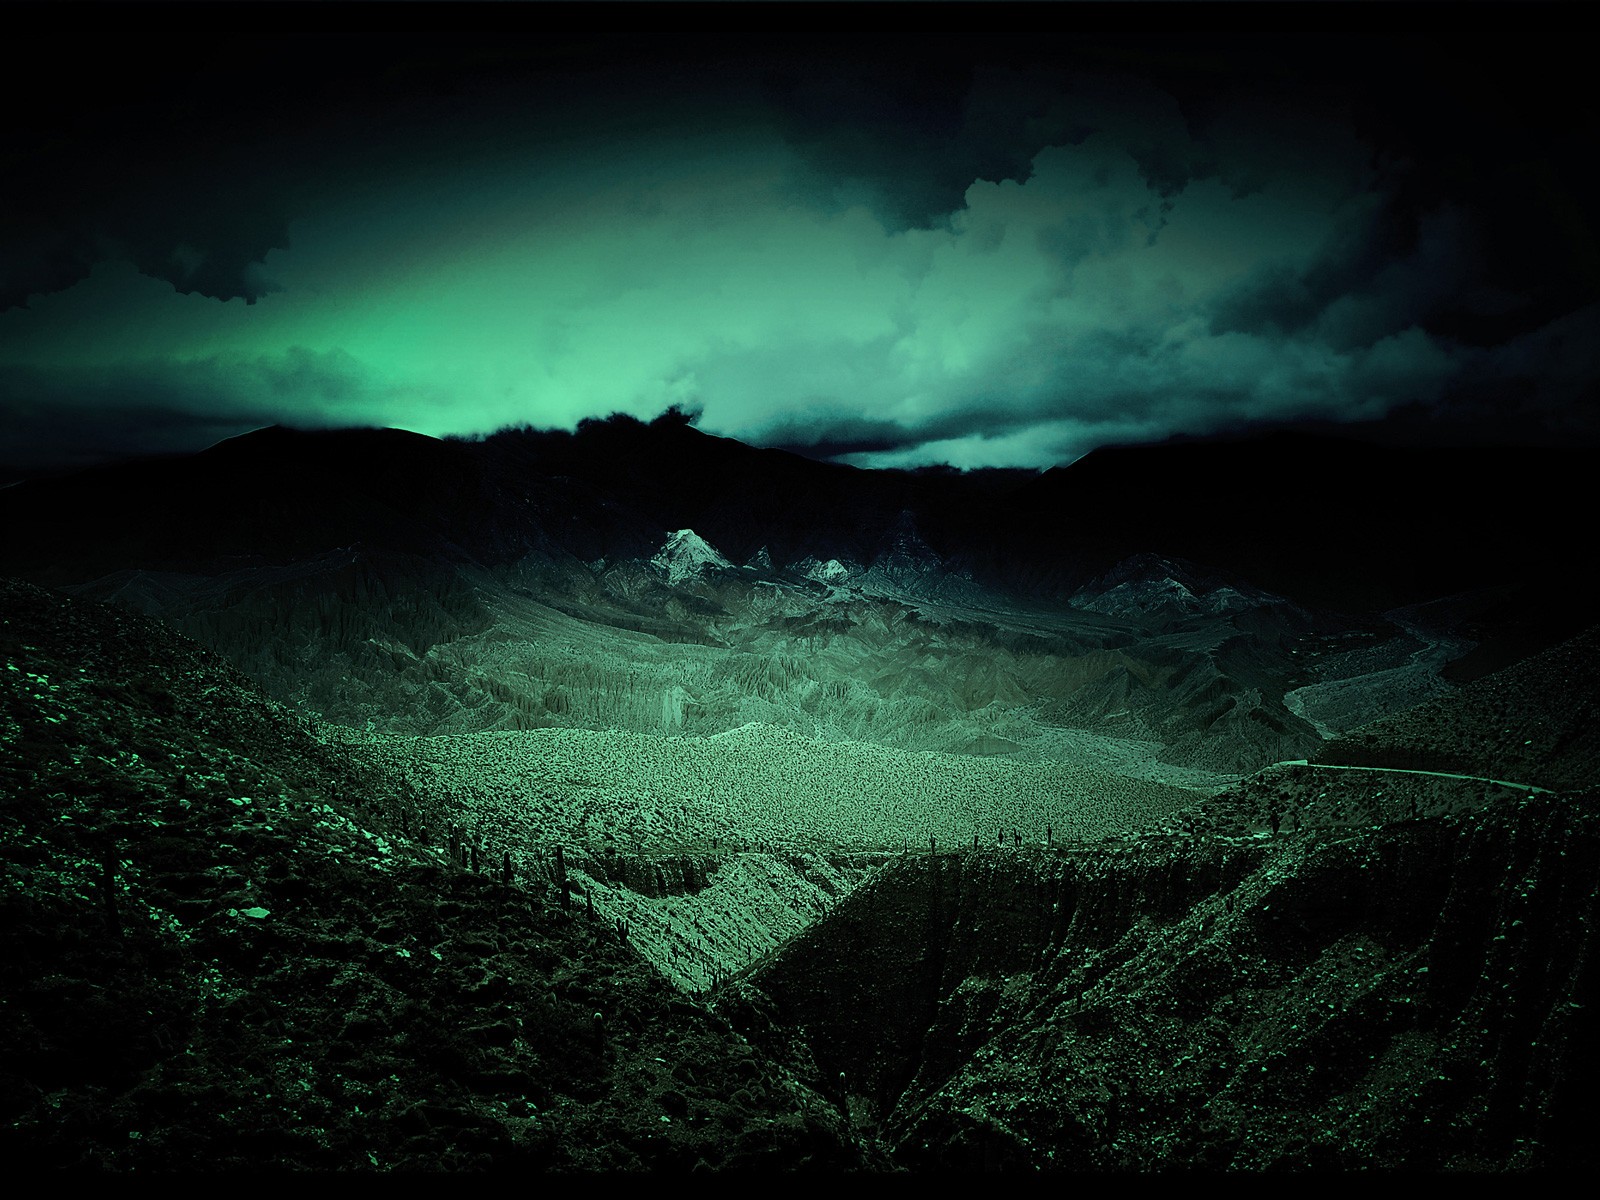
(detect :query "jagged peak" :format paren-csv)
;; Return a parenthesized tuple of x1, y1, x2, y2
(650, 528, 733, 585)
(790, 555, 859, 587)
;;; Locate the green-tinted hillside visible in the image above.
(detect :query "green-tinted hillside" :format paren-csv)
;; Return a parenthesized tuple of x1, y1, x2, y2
(0, 578, 879, 1170)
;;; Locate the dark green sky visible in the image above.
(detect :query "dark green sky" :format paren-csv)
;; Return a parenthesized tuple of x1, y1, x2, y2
(3, 4, 1596, 478)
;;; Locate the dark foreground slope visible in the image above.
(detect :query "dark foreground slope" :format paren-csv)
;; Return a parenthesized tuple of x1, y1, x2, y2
(746, 805, 1597, 1171)
(1316, 624, 1600, 791)
(0, 579, 879, 1171)
(740, 632, 1600, 1171)
(6, 572, 1596, 1173)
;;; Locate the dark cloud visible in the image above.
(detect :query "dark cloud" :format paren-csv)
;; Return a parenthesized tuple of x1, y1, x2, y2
(766, 424, 913, 462)
(759, 402, 1072, 466)
(1434, 304, 1600, 439)
(0, 381, 276, 485)
(1210, 195, 1483, 352)
(3, 44, 306, 310)
(2, 13, 1595, 476)
(0, 348, 397, 482)
(763, 48, 1083, 231)
(1207, 263, 1322, 341)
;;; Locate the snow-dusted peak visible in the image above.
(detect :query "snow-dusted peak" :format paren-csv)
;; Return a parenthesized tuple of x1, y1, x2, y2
(1070, 552, 1280, 618)
(801, 557, 854, 586)
(744, 545, 775, 573)
(650, 528, 733, 585)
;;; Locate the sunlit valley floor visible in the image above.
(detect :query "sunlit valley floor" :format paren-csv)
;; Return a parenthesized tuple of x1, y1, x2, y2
(2, 423, 1596, 1171)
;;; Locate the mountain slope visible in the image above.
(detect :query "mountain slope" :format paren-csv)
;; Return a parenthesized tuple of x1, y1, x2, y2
(2, 420, 1590, 788)
(0, 578, 880, 1170)
(745, 802, 1597, 1171)
(4, 419, 1593, 619)
(1317, 623, 1600, 790)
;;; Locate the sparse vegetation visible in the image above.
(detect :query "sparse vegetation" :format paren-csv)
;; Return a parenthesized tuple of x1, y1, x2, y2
(0, 579, 884, 1171)
(3, 565, 1596, 1173)
(342, 722, 1197, 857)
(1319, 626, 1600, 791)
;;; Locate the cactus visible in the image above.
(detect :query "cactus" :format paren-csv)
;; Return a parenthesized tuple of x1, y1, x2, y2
(555, 844, 570, 911)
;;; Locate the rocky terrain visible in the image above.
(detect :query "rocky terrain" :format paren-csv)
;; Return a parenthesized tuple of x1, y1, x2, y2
(4, 420, 1586, 786)
(756, 795, 1596, 1171)
(53, 527, 1331, 778)
(2, 421, 1596, 1173)
(4, 574, 1596, 1172)
(0, 578, 883, 1170)
(1316, 624, 1600, 792)
(341, 720, 1195, 991)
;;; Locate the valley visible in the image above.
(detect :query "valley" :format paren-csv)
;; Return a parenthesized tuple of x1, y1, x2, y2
(1, 422, 1595, 1172)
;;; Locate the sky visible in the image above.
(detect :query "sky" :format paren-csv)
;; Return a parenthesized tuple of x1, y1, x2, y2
(3, 4, 1597, 479)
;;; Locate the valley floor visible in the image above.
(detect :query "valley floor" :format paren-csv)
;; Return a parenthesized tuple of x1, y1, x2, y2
(5, 576, 1596, 1173)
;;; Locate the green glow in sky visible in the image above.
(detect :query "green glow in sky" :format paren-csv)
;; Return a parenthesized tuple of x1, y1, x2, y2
(3, 29, 1590, 476)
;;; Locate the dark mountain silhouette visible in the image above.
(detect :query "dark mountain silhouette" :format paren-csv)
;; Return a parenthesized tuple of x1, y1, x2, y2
(1007, 431, 1594, 616)
(3, 417, 1590, 781)
(3, 420, 1589, 630)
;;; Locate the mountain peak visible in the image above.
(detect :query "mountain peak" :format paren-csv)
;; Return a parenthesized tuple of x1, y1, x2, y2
(650, 528, 733, 585)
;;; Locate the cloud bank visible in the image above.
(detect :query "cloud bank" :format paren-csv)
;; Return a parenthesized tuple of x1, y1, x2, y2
(2, 26, 1593, 476)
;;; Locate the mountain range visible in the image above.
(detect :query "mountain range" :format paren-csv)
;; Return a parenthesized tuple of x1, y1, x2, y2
(1, 416, 1595, 1172)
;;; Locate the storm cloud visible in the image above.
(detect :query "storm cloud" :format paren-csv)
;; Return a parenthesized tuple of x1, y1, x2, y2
(2, 12, 1594, 476)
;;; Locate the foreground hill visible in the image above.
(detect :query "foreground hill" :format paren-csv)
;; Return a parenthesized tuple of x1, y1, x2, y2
(748, 797, 1596, 1171)
(1315, 624, 1600, 791)
(731, 620, 1599, 1171)
(5, 575, 1595, 1172)
(0, 579, 879, 1170)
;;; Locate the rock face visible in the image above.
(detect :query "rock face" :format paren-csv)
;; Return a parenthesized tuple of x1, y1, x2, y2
(746, 796, 1599, 1171)
(649, 529, 733, 586)
(791, 555, 860, 588)
(1070, 552, 1291, 619)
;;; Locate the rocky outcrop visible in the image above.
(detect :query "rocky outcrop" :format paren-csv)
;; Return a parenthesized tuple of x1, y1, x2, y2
(745, 791, 1599, 1171)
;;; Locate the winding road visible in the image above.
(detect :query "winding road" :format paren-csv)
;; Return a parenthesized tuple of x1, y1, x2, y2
(1272, 760, 1553, 795)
